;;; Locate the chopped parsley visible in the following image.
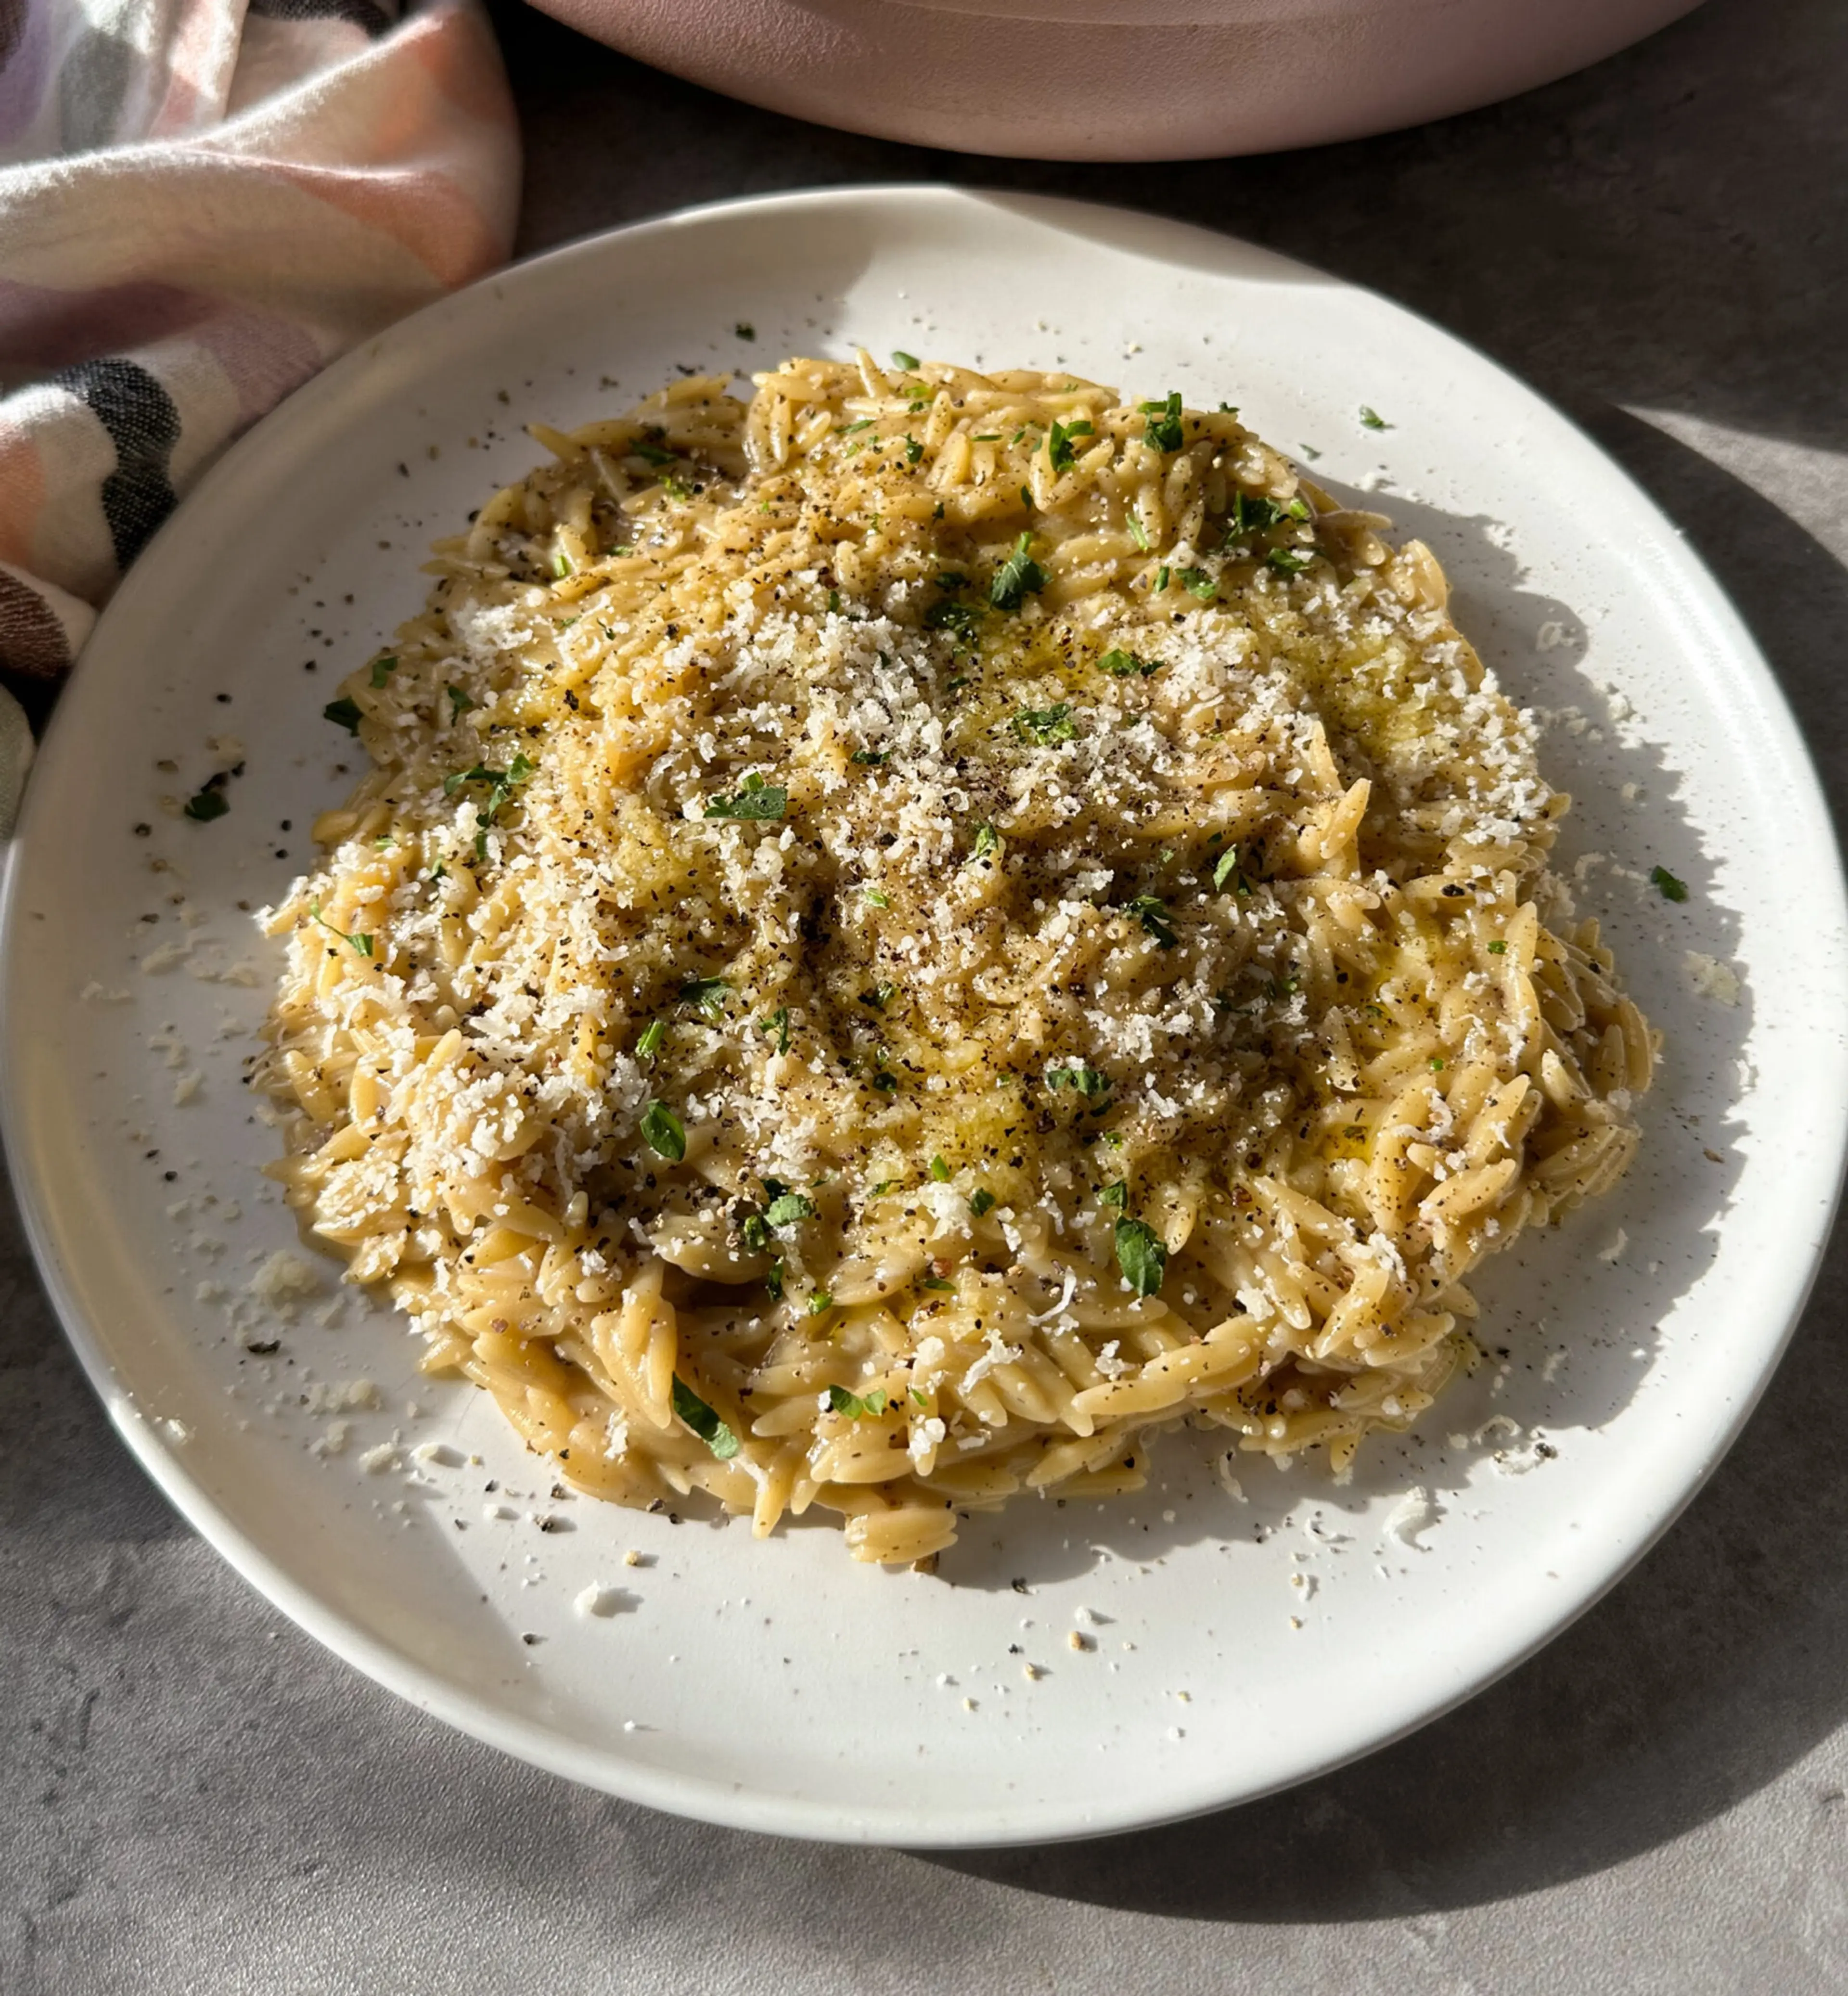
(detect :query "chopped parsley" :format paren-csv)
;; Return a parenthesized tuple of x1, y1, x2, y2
(1097, 647, 1158, 678)
(446, 684, 475, 719)
(764, 1259, 784, 1300)
(827, 1384, 889, 1419)
(1266, 547, 1313, 575)
(859, 980, 897, 1009)
(182, 782, 230, 822)
(904, 437, 924, 465)
(761, 1006, 791, 1053)
(1486, 940, 1508, 955)
(891, 348, 920, 371)
(1155, 564, 1170, 593)
(1047, 1063, 1110, 1099)
(969, 1189, 996, 1217)
(970, 822, 1001, 862)
(1098, 1180, 1128, 1208)
(550, 549, 574, 577)
(1650, 864, 1689, 903)
(678, 975, 729, 1020)
(1127, 513, 1150, 551)
(925, 598, 983, 640)
(1141, 391, 1184, 453)
(632, 441, 677, 465)
(1047, 417, 1095, 473)
(444, 755, 535, 859)
(1126, 894, 1177, 948)
(807, 1291, 834, 1315)
(1180, 566, 1218, 601)
(1013, 703, 1076, 746)
(369, 655, 398, 688)
(764, 1192, 817, 1227)
(850, 749, 888, 766)
(862, 888, 891, 909)
(323, 696, 362, 734)
(670, 1375, 739, 1459)
(1359, 406, 1390, 431)
(704, 772, 787, 821)
(1212, 846, 1250, 893)
(307, 897, 372, 958)
(921, 1277, 955, 1293)
(1115, 1217, 1167, 1297)
(990, 533, 1047, 612)
(636, 1019, 666, 1061)
(928, 1154, 952, 1182)
(639, 1100, 685, 1162)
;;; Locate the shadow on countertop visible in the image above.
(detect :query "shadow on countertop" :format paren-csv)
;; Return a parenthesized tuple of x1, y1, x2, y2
(488, 0, 1848, 459)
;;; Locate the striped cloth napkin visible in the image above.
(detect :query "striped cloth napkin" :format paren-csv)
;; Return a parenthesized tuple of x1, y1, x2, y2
(0, 0, 521, 834)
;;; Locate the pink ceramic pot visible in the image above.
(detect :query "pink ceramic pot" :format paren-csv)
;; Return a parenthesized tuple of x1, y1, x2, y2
(526, 0, 1706, 160)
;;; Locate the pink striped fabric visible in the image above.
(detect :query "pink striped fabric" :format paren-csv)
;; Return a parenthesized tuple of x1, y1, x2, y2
(0, 0, 520, 762)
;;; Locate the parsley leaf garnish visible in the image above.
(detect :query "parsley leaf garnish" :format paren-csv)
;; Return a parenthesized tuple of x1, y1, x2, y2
(704, 773, 787, 821)
(636, 1019, 666, 1061)
(369, 655, 398, 688)
(678, 975, 729, 1020)
(444, 755, 534, 846)
(969, 1189, 996, 1216)
(859, 981, 897, 1010)
(1013, 704, 1076, 746)
(446, 684, 475, 719)
(904, 437, 924, 464)
(925, 598, 983, 639)
(1097, 648, 1158, 678)
(970, 822, 1001, 862)
(891, 349, 920, 371)
(990, 533, 1047, 612)
(826, 1384, 889, 1419)
(1486, 940, 1508, 955)
(323, 696, 362, 734)
(632, 441, 677, 465)
(1212, 847, 1249, 894)
(640, 1100, 686, 1162)
(183, 784, 229, 822)
(307, 897, 372, 959)
(1266, 547, 1313, 575)
(1048, 417, 1095, 473)
(1359, 406, 1391, 431)
(1115, 1216, 1168, 1297)
(928, 1155, 951, 1182)
(671, 1375, 739, 1459)
(850, 749, 888, 767)
(1098, 1180, 1128, 1209)
(762, 1006, 791, 1053)
(1127, 513, 1150, 551)
(765, 1192, 817, 1227)
(1180, 566, 1218, 601)
(1141, 391, 1184, 452)
(1047, 1063, 1110, 1099)
(1127, 894, 1177, 948)
(1650, 864, 1689, 903)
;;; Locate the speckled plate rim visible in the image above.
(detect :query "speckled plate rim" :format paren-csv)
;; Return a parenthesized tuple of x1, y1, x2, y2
(4, 185, 1847, 1847)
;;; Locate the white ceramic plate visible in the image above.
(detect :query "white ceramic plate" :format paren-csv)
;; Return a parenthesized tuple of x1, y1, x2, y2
(5, 188, 1845, 1847)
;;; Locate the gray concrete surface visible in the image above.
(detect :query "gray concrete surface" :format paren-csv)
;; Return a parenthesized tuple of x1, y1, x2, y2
(5, 0, 1846, 1986)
